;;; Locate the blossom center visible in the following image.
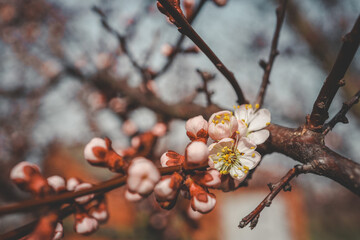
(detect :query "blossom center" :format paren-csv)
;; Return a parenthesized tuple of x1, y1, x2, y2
(214, 145, 248, 176)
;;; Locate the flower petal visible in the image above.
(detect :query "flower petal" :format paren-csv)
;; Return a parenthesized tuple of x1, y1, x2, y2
(241, 151, 261, 169)
(247, 129, 270, 145)
(248, 109, 271, 132)
(236, 137, 256, 154)
(229, 167, 246, 182)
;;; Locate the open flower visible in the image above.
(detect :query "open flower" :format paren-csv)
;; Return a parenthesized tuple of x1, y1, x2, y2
(208, 137, 261, 182)
(208, 110, 238, 141)
(234, 104, 271, 144)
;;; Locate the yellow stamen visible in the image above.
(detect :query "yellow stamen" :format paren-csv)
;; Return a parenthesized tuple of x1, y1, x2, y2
(266, 122, 271, 126)
(255, 103, 260, 109)
(243, 166, 249, 170)
(216, 115, 221, 119)
(252, 153, 255, 158)
(221, 120, 225, 124)
(250, 146, 255, 149)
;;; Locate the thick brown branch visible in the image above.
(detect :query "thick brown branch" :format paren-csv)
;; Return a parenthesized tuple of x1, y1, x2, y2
(157, 0, 247, 104)
(88, 71, 220, 120)
(255, 0, 288, 107)
(239, 164, 312, 229)
(308, 16, 360, 130)
(323, 90, 360, 134)
(262, 124, 360, 195)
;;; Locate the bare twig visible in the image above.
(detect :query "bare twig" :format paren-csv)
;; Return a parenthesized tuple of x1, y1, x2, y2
(308, 16, 360, 130)
(157, 0, 247, 104)
(322, 90, 360, 134)
(239, 164, 312, 229)
(92, 6, 153, 82)
(196, 69, 215, 106)
(255, 0, 288, 108)
(154, 0, 207, 78)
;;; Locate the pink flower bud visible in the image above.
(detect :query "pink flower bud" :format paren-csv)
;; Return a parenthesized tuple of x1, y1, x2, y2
(208, 110, 238, 141)
(161, 43, 173, 57)
(90, 201, 108, 223)
(84, 138, 127, 173)
(10, 162, 52, 196)
(109, 97, 127, 113)
(67, 177, 81, 191)
(185, 115, 208, 143)
(47, 175, 66, 193)
(185, 141, 209, 167)
(151, 122, 167, 137)
(74, 183, 94, 204)
(122, 120, 138, 136)
(191, 169, 221, 188)
(127, 157, 160, 195)
(186, 178, 216, 213)
(84, 138, 108, 164)
(160, 151, 184, 167)
(52, 222, 64, 240)
(125, 189, 143, 202)
(10, 162, 40, 182)
(213, 0, 227, 6)
(191, 192, 216, 214)
(154, 172, 183, 202)
(187, 205, 203, 220)
(75, 214, 98, 235)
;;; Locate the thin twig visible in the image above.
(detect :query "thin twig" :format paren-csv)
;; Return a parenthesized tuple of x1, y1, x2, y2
(93, 6, 152, 82)
(308, 16, 360, 130)
(238, 164, 312, 229)
(0, 165, 183, 216)
(322, 90, 360, 134)
(154, 0, 207, 78)
(196, 69, 215, 106)
(255, 0, 288, 108)
(157, 0, 247, 104)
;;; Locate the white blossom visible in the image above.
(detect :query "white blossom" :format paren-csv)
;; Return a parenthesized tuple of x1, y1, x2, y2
(234, 104, 271, 144)
(208, 137, 261, 181)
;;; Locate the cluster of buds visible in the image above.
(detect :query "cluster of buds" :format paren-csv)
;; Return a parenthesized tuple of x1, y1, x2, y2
(10, 162, 109, 239)
(154, 104, 270, 213)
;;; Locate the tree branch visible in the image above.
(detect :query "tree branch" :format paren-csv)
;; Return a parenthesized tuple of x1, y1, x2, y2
(255, 0, 288, 107)
(308, 16, 360, 130)
(0, 165, 185, 216)
(157, 0, 247, 104)
(239, 164, 313, 229)
(153, 0, 207, 78)
(322, 90, 360, 134)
